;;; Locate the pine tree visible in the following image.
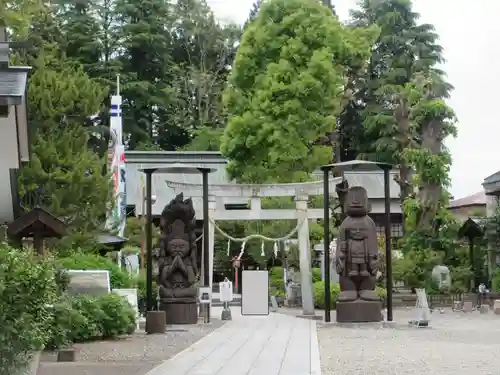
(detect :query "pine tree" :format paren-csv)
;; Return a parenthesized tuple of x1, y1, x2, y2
(19, 125, 111, 235)
(18, 48, 111, 250)
(113, 0, 175, 149)
(54, 0, 102, 75)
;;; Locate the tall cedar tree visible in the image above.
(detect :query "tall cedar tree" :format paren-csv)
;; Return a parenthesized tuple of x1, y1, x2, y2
(113, 0, 176, 149)
(347, 0, 446, 201)
(167, 0, 240, 151)
(221, 0, 378, 183)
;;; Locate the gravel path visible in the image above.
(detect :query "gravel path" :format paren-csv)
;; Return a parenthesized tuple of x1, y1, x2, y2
(318, 308, 500, 375)
(37, 319, 225, 375)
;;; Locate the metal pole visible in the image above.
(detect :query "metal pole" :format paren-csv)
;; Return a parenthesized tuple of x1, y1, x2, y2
(201, 169, 211, 323)
(145, 169, 154, 312)
(383, 167, 393, 321)
(140, 184, 146, 269)
(323, 167, 331, 322)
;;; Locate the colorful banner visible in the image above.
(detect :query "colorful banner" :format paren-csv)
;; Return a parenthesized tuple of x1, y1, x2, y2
(105, 92, 127, 237)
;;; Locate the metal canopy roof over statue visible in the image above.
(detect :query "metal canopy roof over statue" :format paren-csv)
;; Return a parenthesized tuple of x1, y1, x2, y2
(124, 151, 401, 218)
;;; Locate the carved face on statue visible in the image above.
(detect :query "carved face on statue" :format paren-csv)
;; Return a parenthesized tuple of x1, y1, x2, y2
(344, 186, 369, 217)
(167, 238, 190, 257)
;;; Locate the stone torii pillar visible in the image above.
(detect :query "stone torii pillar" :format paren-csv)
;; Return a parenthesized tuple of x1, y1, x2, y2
(296, 195, 315, 316)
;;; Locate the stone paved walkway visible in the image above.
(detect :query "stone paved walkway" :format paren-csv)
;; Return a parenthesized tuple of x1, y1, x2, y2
(146, 308, 321, 375)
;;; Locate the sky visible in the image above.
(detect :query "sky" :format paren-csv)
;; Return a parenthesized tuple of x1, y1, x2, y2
(206, 0, 497, 200)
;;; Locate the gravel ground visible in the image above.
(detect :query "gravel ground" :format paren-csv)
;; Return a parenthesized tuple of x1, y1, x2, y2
(37, 319, 225, 375)
(318, 308, 500, 375)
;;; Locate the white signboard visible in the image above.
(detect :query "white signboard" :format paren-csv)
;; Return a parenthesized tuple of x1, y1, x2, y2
(199, 286, 212, 304)
(219, 278, 233, 302)
(411, 288, 431, 327)
(241, 270, 269, 316)
(113, 288, 139, 330)
(67, 270, 110, 296)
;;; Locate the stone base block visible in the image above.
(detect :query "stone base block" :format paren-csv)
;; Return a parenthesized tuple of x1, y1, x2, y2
(57, 349, 76, 362)
(221, 308, 232, 321)
(336, 300, 382, 323)
(480, 305, 489, 314)
(463, 301, 473, 312)
(494, 300, 500, 315)
(146, 311, 166, 334)
(161, 302, 198, 324)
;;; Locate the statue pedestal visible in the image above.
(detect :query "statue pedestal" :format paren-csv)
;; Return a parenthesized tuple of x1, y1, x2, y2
(146, 311, 166, 334)
(161, 302, 198, 324)
(336, 300, 382, 323)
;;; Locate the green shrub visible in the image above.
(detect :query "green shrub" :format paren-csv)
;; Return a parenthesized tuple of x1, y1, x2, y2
(493, 269, 500, 292)
(71, 295, 105, 341)
(313, 280, 340, 309)
(0, 246, 58, 374)
(269, 267, 285, 297)
(58, 252, 133, 288)
(311, 268, 322, 283)
(49, 293, 137, 346)
(46, 297, 86, 350)
(98, 293, 136, 338)
(376, 286, 387, 298)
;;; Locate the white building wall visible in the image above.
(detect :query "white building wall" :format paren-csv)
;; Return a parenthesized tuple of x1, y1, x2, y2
(0, 106, 20, 223)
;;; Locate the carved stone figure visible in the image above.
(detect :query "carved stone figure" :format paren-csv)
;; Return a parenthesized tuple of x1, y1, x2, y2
(335, 186, 382, 322)
(158, 193, 199, 324)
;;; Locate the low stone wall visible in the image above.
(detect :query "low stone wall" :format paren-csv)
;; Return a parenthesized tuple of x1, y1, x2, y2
(387, 292, 493, 308)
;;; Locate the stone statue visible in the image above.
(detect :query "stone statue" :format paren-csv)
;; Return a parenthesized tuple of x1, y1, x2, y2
(158, 193, 199, 324)
(335, 186, 381, 322)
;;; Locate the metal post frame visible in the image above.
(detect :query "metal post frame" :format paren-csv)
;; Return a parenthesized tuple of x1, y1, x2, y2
(322, 166, 331, 322)
(200, 168, 211, 323)
(382, 166, 393, 321)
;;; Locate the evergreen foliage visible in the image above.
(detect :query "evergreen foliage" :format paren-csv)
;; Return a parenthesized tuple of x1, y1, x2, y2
(221, 0, 378, 183)
(3, 0, 469, 287)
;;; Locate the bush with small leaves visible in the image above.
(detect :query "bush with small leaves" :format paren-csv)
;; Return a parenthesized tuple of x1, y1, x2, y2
(0, 246, 58, 375)
(313, 281, 340, 309)
(98, 293, 136, 338)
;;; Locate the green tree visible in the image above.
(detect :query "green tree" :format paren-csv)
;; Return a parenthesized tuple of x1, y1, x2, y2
(243, 0, 262, 29)
(169, 0, 240, 152)
(221, 0, 378, 183)
(113, 0, 176, 149)
(348, 0, 446, 202)
(27, 48, 108, 133)
(54, 0, 101, 75)
(18, 50, 111, 252)
(19, 125, 112, 243)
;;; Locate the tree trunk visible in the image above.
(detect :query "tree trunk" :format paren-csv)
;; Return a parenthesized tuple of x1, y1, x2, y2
(416, 118, 442, 229)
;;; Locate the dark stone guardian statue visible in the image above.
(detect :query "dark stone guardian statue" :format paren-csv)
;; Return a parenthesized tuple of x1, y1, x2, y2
(335, 186, 382, 323)
(158, 194, 199, 324)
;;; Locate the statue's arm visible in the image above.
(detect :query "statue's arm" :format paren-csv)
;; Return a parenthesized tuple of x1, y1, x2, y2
(176, 255, 189, 276)
(164, 257, 177, 279)
(368, 220, 379, 274)
(336, 223, 347, 274)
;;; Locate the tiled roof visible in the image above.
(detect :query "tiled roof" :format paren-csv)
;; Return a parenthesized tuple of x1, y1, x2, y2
(449, 191, 486, 208)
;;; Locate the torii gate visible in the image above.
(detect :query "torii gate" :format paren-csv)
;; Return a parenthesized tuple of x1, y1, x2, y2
(166, 177, 342, 317)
